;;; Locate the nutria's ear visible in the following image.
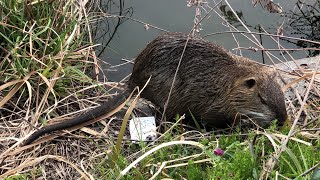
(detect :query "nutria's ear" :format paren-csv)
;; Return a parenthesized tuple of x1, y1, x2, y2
(264, 67, 278, 78)
(244, 78, 256, 88)
(270, 70, 279, 79)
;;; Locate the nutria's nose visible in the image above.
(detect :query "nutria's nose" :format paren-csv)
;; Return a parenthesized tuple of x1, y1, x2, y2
(277, 119, 285, 126)
(276, 110, 287, 126)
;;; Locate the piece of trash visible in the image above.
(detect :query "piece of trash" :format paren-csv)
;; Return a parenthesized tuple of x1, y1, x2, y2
(129, 116, 157, 143)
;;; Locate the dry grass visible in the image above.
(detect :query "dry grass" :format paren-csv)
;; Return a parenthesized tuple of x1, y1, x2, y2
(0, 0, 124, 178)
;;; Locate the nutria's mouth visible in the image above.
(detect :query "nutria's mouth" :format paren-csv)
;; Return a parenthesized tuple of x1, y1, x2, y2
(240, 111, 273, 127)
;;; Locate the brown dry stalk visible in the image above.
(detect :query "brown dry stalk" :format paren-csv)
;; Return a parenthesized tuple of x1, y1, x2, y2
(0, 155, 91, 179)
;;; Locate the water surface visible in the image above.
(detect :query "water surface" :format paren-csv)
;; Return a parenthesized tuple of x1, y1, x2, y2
(97, 0, 311, 81)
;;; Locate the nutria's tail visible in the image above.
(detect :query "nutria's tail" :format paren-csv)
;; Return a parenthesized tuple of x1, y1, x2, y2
(23, 93, 129, 146)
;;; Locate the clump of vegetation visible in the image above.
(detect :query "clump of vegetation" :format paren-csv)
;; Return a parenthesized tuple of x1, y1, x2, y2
(0, 0, 106, 126)
(84, 125, 318, 179)
(0, 0, 107, 177)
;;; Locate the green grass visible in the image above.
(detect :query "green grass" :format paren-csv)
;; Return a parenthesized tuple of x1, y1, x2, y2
(101, 127, 319, 180)
(82, 121, 319, 179)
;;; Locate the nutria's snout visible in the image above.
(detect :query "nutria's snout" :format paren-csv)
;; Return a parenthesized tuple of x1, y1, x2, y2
(242, 110, 287, 128)
(276, 109, 287, 126)
(247, 107, 287, 127)
(277, 120, 285, 126)
(274, 93, 288, 127)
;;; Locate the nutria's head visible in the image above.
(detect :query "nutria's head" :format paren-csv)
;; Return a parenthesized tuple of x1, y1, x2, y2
(226, 64, 287, 127)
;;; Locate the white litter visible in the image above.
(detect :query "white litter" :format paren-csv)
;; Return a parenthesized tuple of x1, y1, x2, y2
(129, 116, 157, 143)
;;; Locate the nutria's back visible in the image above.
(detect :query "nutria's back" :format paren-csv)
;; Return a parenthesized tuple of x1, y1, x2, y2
(128, 32, 287, 127)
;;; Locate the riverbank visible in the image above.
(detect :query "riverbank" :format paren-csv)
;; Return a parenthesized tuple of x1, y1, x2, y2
(0, 1, 319, 179)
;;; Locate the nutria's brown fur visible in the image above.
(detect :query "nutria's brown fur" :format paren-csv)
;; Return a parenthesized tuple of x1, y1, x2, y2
(23, 32, 287, 145)
(129, 32, 287, 127)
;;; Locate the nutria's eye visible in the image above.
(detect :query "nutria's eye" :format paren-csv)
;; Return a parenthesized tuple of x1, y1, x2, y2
(244, 78, 256, 88)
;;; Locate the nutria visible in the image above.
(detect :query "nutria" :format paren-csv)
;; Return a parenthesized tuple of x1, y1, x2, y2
(23, 32, 287, 145)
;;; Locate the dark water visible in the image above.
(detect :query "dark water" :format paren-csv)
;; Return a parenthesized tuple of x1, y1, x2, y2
(96, 0, 317, 81)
